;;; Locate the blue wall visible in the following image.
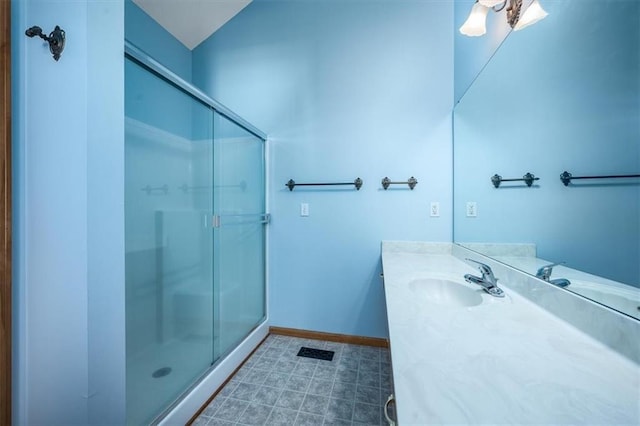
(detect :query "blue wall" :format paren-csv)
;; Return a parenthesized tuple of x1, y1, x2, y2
(125, 0, 192, 82)
(12, 0, 125, 424)
(193, 0, 454, 338)
(454, 0, 640, 286)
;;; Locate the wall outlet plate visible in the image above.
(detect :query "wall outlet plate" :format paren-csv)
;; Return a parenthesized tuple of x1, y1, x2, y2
(300, 202, 309, 217)
(430, 202, 440, 217)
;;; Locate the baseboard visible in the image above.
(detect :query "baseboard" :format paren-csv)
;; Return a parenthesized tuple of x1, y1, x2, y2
(186, 325, 388, 424)
(269, 326, 389, 348)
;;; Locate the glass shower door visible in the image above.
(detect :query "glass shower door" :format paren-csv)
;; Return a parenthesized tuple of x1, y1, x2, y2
(212, 112, 267, 360)
(125, 57, 214, 425)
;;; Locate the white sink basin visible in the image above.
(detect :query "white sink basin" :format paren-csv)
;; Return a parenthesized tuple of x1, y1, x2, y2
(408, 278, 483, 308)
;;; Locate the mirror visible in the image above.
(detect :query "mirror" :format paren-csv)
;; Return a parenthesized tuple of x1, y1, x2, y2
(454, 0, 512, 103)
(453, 0, 640, 320)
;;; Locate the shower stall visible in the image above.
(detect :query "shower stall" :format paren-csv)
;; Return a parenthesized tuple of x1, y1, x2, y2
(124, 43, 268, 424)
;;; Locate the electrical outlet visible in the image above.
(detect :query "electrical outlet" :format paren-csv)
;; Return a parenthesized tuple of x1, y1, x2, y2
(466, 201, 477, 217)
(430, 202, 440, 217)
(300, 203, 309, 217)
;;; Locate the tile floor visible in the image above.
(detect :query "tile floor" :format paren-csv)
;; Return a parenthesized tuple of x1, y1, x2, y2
(192, 334, 395, 426)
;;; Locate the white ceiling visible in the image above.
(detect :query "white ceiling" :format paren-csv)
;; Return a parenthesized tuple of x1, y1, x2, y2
(132, 0, 252, 50)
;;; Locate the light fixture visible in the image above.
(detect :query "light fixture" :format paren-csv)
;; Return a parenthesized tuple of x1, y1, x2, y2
(459, 2, 491, 37)
(478, 0, 505, 7)
(459, 0, 548, 37)
(513, 0, 549, 31)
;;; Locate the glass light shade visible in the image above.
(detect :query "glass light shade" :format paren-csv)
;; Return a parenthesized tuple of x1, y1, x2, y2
(478, 0, 505, 7)
(459, 3, 490, 37)
(513, 0, 549, 31)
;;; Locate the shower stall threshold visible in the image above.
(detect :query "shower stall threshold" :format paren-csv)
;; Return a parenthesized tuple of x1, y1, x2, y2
(156, 320, 269, 425)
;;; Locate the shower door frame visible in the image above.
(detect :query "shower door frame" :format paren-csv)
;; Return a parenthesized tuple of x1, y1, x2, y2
(125, 41, 269, 424)
(0, 0, 11, 423)
(124, 42, 266, 141)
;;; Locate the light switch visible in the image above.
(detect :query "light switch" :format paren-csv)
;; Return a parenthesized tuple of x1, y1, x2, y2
(466, 202, 477, 217)
(300, 203, 309, 217)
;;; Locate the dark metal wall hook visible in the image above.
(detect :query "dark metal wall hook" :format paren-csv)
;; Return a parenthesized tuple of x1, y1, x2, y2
(25, 25, 66, 61)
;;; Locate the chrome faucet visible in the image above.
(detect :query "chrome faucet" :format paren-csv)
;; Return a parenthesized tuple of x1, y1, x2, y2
(464, 259, 505, 297)
(536, 262, 571, 287)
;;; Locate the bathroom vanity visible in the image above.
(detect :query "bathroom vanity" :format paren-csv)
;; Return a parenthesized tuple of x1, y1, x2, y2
(381, 241, 640, 425)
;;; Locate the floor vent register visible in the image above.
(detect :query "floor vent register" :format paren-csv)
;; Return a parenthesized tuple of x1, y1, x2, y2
(296, 346, 335, 361)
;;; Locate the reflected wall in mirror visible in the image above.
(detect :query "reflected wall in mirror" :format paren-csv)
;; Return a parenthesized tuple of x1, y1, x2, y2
(454, 0, 512, 103)
(453, 0, 640, 319)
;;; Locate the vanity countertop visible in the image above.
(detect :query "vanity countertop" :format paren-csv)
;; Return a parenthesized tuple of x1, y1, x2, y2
(381, 242, 640, 425)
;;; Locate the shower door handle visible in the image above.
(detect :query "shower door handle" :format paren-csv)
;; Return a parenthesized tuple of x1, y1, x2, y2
(211, 213, 270, 228)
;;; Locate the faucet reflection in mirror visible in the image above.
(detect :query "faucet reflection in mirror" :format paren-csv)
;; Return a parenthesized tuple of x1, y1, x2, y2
(460, 0, 548, 37)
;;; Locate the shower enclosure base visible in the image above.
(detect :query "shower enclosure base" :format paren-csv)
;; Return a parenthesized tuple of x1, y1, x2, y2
(157, 320, 268, 425)
(126, 319, 267, 425)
